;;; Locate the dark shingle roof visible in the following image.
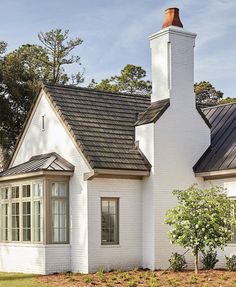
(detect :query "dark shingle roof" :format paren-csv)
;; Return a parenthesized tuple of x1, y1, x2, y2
(194, 102, 236, 173)
(135, 98, 170, 126)
(0, 152, 74, 177)
(43, 84, 151, 171)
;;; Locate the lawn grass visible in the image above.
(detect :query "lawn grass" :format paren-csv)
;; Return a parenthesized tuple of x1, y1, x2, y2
(0, 272, 53, 287)
(38, 269, 236, 287)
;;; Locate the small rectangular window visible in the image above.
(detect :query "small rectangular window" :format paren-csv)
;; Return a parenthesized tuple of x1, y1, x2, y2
(101, 198, 119, 245)
(41, 115, 45, 131)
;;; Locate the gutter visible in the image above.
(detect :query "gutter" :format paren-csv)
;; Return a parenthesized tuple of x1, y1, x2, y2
(84, 169, 150, 181)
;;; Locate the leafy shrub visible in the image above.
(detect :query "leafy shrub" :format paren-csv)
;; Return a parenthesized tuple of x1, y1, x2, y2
(202, 249, 219, 270)
(168, 252, 187, 272)
(150, 277, 159, 287)
(83, 276, 93, 283)
(225, 255, 236, 271)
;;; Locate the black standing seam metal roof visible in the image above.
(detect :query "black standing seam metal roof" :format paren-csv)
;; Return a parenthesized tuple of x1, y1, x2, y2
(194, 102, 236, 173)
(0, 152, 74, 177)
(43, 84, 151, 171)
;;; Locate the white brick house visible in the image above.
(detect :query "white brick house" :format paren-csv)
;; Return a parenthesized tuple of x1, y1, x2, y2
(0, 8, 236, 274)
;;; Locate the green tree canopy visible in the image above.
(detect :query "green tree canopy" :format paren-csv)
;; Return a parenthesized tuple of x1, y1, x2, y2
(165, 184, 236, 274)
(38, 28, 83, 84)
(0, 29, 84, 161)
(89, 64, 152, 95)
(0, 41, 7, 56)
(0, 44, 50, 151)
(194, 81, 223, 104)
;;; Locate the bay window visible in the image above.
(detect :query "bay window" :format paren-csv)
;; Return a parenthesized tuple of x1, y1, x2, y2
(0, 178, 69, 244)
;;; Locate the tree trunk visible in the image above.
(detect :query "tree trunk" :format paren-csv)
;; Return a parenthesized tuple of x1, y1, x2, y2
(194, 248, 199, 274)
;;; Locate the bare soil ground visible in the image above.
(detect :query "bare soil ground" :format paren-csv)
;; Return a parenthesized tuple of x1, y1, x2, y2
(38, 269, 236, 287)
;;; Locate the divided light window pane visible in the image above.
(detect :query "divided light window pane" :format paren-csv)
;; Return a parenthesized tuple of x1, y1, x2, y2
(22, 185, 31, 198)
(1, 203, 8, 241)
(51, 182, 68, 243)
(33, 183, 43, 197)
(52, 199, 67, 242)
(34, 201, 42, 242)
(12, 202, 20, 241)
(11, 186, 19, 199)
(1, 187, 8, 200)
(23, 201, 31, 241)
(52, 182, 66, 197)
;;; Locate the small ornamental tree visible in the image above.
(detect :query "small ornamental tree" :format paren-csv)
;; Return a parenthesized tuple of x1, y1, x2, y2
(165, 184, 236, 274)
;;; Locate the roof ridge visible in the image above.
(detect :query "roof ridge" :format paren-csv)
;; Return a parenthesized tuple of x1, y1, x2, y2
(30, 152, 57, 161)
(43, 82, 151, 100)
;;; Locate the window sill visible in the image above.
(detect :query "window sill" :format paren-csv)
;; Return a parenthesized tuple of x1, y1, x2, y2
(101, 244, 121, 248)
(0, 242, 45, 248)
(0, 242, 71, 248)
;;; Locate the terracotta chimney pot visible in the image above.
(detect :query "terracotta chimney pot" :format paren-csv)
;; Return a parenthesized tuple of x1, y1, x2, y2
(162, 8, 183, 29)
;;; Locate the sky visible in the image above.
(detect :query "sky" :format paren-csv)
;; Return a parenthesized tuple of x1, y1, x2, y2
(0, 0, 235, 98)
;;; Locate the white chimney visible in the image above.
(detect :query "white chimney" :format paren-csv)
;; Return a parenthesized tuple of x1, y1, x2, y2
(150, 8, 196, 109)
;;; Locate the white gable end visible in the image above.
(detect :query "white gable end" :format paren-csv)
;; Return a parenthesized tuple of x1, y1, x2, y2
(11, 90, 90, 172)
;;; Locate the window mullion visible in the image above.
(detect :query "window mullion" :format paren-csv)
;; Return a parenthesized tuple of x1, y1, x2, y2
(31, 184, 33, 243)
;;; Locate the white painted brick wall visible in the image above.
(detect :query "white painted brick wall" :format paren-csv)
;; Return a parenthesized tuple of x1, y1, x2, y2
(45, 245, 71, 274)
(0, 243, 46, 274)
(136, 24, 211, 270)
(153, 104, 210, 269)
(5, 91, 90, 274)
(87, 178, 142, 273)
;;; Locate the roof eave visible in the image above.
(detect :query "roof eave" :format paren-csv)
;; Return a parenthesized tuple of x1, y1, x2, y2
(195, 168, 236, 180)
(84, 168, 150, 180)
(0, 170, 74, 182)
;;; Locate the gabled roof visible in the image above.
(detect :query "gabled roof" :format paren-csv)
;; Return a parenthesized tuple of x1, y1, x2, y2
(43, 84, 151, 171)
(0, 152, 74, 178)
(194, 102, 236, 173)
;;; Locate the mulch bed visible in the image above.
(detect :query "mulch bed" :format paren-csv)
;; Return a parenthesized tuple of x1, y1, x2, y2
(37, 269, 236, 287)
